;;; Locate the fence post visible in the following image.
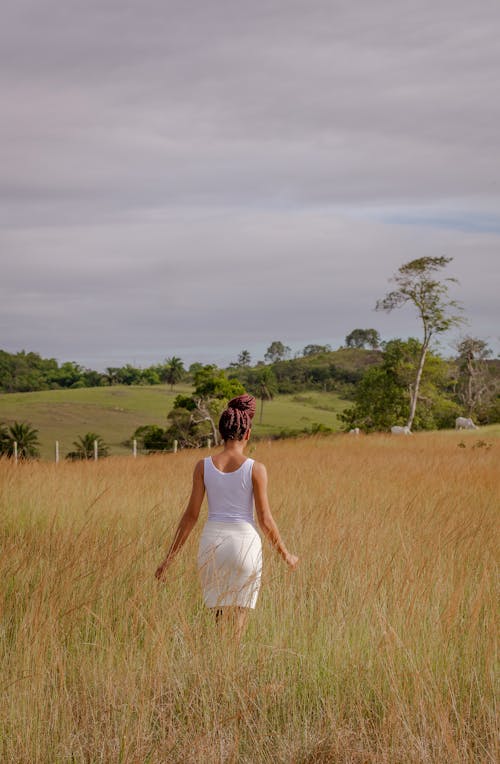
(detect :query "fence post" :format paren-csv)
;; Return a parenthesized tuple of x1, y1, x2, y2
(207, 437, 212, 449)
(133, 439, 137, 458)
(55, 440, 60, 464)
(13, 441, 18, 464)
(173, 440, 178, 454)
(94, 439, 98, 461)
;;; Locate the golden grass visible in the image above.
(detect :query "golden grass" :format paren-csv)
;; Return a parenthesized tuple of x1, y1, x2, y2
(0, 433, 498, 763)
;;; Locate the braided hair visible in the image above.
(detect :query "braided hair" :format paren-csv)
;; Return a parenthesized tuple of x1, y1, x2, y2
(218, 394, 256, 441)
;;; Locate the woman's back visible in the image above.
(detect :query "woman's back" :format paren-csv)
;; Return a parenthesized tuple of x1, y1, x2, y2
(204, 456, 255, 525)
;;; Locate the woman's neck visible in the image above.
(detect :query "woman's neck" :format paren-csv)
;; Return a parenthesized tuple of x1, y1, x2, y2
(223, 440, 246, 455)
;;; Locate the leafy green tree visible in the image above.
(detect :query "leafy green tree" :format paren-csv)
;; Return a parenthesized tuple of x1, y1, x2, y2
(82, 368, 105, 387)
(115, 364, 143, 385)
(302, 344, 332, 356)
(140, 367, 162, 385)
(167, 407, 211, 449)
(66, 433, 109, 460)
(190, 366, 245, 444)
(376, 257, 464, 430)
(0, 350, 58, 392)
(188, 362, 203, 379)
(264, 341, 291, 364)
(168, 366, 245, 447)
(340, 339, 459, 432)
(345, 329, 380, 350)
(193, 365, 243, 399)
(56, 361, 84, 388)
(0, 421, 40, 459)
(162, 356, 185, 390)
(131, 425, 172, 452)
(0, 350, 108, 391)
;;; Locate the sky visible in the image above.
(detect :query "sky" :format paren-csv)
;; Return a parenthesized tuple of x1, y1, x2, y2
(1, 0, 499, 370)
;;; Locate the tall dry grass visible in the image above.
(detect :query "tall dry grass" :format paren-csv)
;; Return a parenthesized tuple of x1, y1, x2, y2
(0, 433, 498, 763)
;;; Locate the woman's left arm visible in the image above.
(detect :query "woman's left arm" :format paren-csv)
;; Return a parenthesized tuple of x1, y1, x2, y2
(155, 459, 205, 580)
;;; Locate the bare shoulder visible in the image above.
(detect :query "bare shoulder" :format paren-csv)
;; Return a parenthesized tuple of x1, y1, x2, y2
(193, 459, 205, 478)
(252, 460, 268, 481)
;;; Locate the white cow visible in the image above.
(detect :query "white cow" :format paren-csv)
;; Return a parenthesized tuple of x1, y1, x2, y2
(391, 425, 412, 435)
(455, 417, 478, 430)
(349, 427, 360, 435)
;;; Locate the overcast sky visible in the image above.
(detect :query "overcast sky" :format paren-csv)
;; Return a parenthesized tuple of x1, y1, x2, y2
(1, 0, 499, 370)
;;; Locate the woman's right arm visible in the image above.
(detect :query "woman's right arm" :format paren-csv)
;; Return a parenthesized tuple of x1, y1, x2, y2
(155, 459, 205, 580)
(252, 461, 299, 570)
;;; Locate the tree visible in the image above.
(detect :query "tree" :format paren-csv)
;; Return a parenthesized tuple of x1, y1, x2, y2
(376, 256, 464, 430)
(345, 329, 381, 350)
(455, 337, 497, 418)
(66, 433, 109, 460)
(264, 341, 291, 364)
(82, 368, 105, 387)
(104, 367, 120, 386)
(162, 357, 185, 390)
(130, 425, 172, 453)
(230, 349, 252, 368)
(254, 368, 278, 424)
(0, 423, 9, 454)
(0, 349, 59, 392)
(56, 361, 84, 388)
(188, 362, 203, 378)
(302, 344, 332, 357)
(115, 364, 143, 386)
(0, 421, 40, 459)
(340, 339, 459, 432)
(140, 367, 162, 385)
(169, 366, 245, 446)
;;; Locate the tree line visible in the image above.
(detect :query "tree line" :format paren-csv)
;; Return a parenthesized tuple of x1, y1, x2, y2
(0, 353, 186, 393)
(1, 257, 498, 458)
(0, 332, 380, 395)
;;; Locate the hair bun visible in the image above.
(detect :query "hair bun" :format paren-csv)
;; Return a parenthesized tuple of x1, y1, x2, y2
(227, 394, 256, 418)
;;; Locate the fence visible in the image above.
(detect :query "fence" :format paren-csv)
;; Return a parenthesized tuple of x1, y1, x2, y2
(9, 437, 214, 464)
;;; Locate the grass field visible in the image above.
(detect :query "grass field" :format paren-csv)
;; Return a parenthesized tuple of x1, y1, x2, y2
(0, 432, 498, 762)
(0, 386, 347, 459)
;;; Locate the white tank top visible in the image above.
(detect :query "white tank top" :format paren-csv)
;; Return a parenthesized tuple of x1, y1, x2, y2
(203, 456, 255, 525)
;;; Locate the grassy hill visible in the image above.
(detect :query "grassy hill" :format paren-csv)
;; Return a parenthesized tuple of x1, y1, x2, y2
(0, 385, 349, 460)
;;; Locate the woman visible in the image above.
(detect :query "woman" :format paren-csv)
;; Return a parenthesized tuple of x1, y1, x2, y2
(155, 394, 298, 639)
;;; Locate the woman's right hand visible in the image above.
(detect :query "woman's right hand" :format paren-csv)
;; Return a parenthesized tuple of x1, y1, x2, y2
(155, 558, 171, 581)
(285, 552, 299, 570)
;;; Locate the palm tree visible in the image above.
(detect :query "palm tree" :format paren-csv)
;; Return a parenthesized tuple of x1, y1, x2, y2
(0, 423, 9, 455)
(237, 350, 252, 367)
(0, 421, 40, 459)
(104, 367, 120, 386)
(163, 356, 185, 390)
(66, 433, 109, 460)
(255, 368, 278, 424)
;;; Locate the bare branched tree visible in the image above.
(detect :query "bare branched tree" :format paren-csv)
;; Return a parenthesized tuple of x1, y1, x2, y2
(456, 337, 497, 417)
(376, 256, 464, 430)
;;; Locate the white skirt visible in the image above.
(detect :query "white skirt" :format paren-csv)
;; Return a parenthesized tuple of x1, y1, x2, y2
(198, 521, 262, 609)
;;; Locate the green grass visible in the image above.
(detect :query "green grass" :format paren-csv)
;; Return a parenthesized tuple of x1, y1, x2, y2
(0, 386, 349, 459)
(251, 392, 346, 437)
(2, 384, 496, 461)
(0, 385, 190, 459)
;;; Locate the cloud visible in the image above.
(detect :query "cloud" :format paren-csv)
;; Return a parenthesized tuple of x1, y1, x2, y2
(1, 0, 499, 367)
